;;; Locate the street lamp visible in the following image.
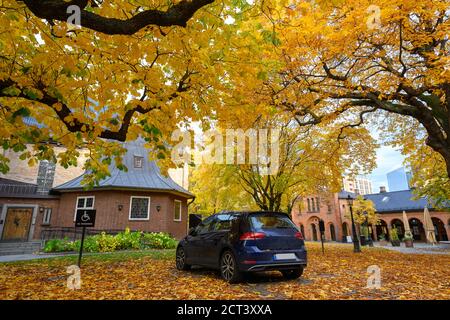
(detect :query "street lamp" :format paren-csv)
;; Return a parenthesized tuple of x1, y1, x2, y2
(347, 194, 361, 253)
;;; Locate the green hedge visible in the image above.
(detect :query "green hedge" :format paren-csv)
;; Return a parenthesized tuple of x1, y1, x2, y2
(43, 229, 178, 253)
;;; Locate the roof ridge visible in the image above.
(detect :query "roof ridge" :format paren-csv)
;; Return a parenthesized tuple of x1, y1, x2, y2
(365, 189, 418, 196)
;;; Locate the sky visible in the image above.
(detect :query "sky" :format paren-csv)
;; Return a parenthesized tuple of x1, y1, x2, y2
(366, 145, 405, 193)
(365, 126, 405, 193)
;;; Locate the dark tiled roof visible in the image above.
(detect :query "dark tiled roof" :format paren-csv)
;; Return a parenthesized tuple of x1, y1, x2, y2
(338, 190, 356, 199)
(0, 178, 59, 198)
(53, 139, 194, 198)
(364, 189, 434, 212)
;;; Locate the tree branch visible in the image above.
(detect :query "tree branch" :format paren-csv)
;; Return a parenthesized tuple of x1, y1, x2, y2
(20, 0, 215, 35)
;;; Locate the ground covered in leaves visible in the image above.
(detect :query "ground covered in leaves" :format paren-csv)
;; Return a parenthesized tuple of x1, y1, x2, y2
(0, 243, 449, 300)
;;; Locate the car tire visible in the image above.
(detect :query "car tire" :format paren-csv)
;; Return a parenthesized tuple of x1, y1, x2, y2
(176, 246, 191, 271)
(281, 267, 304, 280)
(220, 250, 242, 283)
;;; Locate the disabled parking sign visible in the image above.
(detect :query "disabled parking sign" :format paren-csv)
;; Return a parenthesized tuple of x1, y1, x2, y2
(75, 209, 96, 267)
(75, 209, 96, 227)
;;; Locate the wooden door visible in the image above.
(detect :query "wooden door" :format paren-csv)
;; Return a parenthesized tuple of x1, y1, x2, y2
(1, 208, 33, 241)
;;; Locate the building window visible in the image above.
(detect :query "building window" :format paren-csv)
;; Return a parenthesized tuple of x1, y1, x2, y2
(311, 198, 315, 212)
(174, 200, 182, 221)
(129, 196, 150, 220)
(134, 156, 144, 168)
(307, 198, 311, 212)
(74, 196, 95, 221)
(327, 204, 332, 214)
(43, 208, 52, 225)
(315, 197, 319, 212)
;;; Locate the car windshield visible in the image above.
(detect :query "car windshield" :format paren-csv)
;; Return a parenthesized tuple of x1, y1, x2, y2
(249, 213, 297, 230)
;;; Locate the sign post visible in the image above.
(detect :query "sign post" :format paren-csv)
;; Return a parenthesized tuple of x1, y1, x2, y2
(75, 209, 96, 267)
(318, 219, 325, 254)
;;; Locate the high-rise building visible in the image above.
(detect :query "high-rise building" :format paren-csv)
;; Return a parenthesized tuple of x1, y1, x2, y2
(387, 167, 412, 192)
(342, 176, 373, 195)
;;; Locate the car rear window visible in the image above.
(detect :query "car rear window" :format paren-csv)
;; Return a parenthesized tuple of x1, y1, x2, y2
(248, 213, 297, 230)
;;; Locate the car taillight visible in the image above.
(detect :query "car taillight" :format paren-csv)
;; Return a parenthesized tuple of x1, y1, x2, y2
(239, 232, 266, 240)
(295, 231, 304, 240)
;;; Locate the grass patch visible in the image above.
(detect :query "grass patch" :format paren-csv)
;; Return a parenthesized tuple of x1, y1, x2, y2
(1, 249, 176, 266)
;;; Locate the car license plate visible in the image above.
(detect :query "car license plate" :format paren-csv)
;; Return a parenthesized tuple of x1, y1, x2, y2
(274, 253, 296, 260)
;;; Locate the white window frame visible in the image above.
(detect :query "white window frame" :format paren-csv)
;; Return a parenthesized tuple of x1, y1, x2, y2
(73, 196, 95, 221)
(174, 200, 182, 222)
(129, 196, 151, 221)
(134, 155, 144, 168)
(42, 208, 52, 225)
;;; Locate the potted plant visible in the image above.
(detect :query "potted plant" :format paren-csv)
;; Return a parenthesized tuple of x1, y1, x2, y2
(390, 227, 401, 246)
(403, 231, 414, 248)
(378, 233, 388, 246)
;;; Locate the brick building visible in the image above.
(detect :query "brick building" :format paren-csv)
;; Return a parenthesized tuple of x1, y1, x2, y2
(292, 189, 450, 243)
(0, 139, 193, 243)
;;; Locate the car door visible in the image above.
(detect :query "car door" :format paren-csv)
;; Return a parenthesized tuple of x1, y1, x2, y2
(202, 214, 234, 267)
(185, 216, 215, 266)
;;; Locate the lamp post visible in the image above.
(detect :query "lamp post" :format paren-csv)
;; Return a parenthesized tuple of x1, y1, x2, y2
(347, 194, 361, 253)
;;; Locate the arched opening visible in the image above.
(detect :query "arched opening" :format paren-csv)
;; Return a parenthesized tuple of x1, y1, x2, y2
(391, 219, 405, 239)
(376, 220, 389, 240)
(311, 224, 318, 241)
(432, 217, 448, 241)
(329, 223, 336, 241)
(409, 218, 425, 241)
(300, 224, 305, 238)
(342, 222, 349, 242)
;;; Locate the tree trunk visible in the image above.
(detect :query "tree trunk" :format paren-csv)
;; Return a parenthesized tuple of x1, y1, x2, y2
(424, 132, 450, 178)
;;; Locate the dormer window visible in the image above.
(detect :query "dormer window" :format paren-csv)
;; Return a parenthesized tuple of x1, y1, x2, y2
(134, 156, 143, 168)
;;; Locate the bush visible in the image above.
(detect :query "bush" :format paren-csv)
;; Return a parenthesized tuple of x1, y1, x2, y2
(115, 228, 142, 250)
(82, 236, 98, 252)
(141, 232, 178, 249)
(43, 238, 78, 253)
(97, 232, 120, 252)
(403, 231, 413, 241)
(43, 230, 178, 252)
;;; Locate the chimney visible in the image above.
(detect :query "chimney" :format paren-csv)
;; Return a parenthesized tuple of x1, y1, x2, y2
(379, 186, 386, 193)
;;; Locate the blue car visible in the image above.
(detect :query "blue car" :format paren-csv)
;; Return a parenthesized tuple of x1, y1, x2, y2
(176, 211, 307, 283)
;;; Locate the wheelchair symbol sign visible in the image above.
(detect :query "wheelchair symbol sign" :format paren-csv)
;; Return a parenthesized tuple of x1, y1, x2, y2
(75, 209, 96, 227)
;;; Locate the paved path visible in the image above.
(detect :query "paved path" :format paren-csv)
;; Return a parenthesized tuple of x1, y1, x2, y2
(372, 242, 450, 255)
(0, 253, 78, 263)
(0, 254, 63, 263)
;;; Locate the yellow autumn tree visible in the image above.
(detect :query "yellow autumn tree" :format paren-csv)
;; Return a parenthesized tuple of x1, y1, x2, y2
(189, 112, 376, 214)
(189, 164, 258, 215)
(256, 0, 450, 181)
(0, 0, 269, 186)
(348, 195, 379, 226)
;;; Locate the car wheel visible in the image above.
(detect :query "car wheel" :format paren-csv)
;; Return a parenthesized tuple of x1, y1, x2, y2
(176, 246, 191, 271)
(220, 250, 242, 283)
(281, 267, 303, 280)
